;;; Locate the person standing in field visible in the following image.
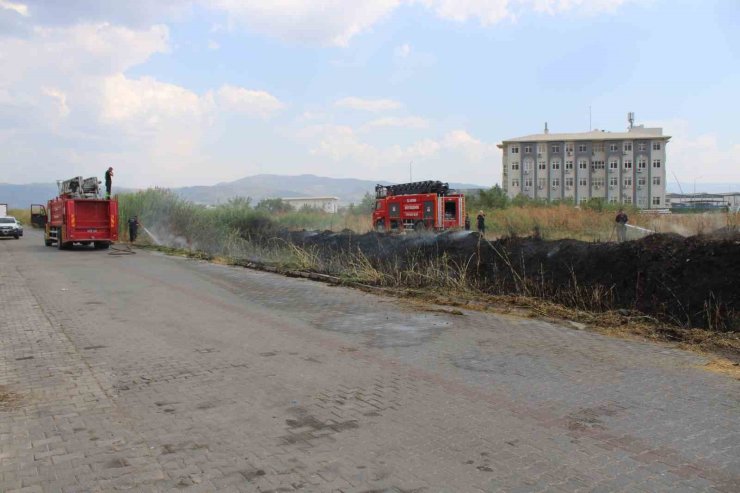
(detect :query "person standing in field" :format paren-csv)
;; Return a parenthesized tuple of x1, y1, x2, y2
(464, 214, 471, 231)
(476, 210, 486, 234)
(128, 216, 139, 243)
(104, 166, 114, 198)
(615, 208, 629, 242)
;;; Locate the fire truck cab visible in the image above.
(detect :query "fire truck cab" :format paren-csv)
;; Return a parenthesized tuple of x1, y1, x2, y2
(372, 181, 465, 231)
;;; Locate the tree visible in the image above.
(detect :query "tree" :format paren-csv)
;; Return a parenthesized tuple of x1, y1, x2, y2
(255, 198, 294, 214)
(477, 185, 509, 209)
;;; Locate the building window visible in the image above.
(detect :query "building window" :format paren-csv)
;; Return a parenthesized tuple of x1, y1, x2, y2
(593, 178, 605, 187)
(638, 177, 646, 186)
(551, 160, 561, 170)
(565, 160, 574, 170)
(523, 158, 533, 171)
(652, 196, 661, 205)
(524, 179, 532, 188)
(609, 143, 619, 152)
(538, 178, 546, 189)
(624, 142, 632, 152)
(565, 144, 574, 153)
(511, 146, 519, 154)
(512, 162, 520, 170)
(653, 159, 661, 168)
(624, 160, 632, 169)
(624, 197, 633, 205)
(591, 160, 605, 170)
(537, 144, 546, 154)
(609, 177, 618, 186)
(609, 196, 618, 204)
(638, 159, 647, 169)
(512, 179, 520, 187)
(653, 176, 661, 185)
(652, 142, 661, 151)
(578, 144, 588, 152)
(637, 197, 646, 206)
(552, 145, 560, 153)
(624, 177, 633, 187)
(609, 160, 619, 170)
(638, 142, 647, 151)
(552, 178, 560, 187)
(578, 159, 588, 169)
(579, 178, 587, 186)
(538, 160, 546, 170)
(524, 145, 532, 153)
(566, 178, 574, 187)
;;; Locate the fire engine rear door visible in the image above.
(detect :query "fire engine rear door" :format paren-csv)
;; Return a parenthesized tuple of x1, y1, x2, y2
(30, 204, 47, 228)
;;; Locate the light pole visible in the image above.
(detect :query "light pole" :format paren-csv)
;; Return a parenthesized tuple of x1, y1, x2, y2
(409, 161, 413, 182)
(693, 175, 703, 194)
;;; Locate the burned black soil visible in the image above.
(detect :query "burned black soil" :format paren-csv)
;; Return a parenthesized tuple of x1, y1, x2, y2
(284, 229, 740, 331)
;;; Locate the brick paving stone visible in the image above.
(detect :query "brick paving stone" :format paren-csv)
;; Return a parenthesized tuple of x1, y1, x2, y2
(0, 232, 738, 491)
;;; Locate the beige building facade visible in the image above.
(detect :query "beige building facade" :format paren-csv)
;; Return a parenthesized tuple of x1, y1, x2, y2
(500, 125, 670, 208)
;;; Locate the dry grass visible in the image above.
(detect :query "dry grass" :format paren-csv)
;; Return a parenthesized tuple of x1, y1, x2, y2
(7, 208, 31, 224)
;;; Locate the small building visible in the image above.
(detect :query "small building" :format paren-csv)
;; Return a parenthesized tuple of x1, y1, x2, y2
(499, 114, 670, 209)
(281, 196, 340, 214)
(666, 192, 740, 211)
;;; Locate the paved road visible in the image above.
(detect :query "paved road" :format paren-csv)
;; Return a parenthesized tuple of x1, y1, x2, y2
(1, 231, 738, 492)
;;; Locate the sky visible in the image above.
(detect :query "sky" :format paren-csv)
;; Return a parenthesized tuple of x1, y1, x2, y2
(0, 0, 739, 189)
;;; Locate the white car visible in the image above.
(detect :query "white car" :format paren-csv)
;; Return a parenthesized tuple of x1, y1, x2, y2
(0, 216, 23, 239)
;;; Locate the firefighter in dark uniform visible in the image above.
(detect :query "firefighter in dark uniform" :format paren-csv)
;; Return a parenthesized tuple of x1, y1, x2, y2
(104, 166, 114, 198)
(464, 214, 471, 231)
(615, 208, 629, 242)
(128, 216, 139, 243)
(476, 210, 486, 234)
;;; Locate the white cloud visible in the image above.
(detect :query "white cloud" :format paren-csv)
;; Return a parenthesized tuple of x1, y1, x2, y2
(365, 116, 430, 129)
(41, 87, 70, 118)
(441, 129, 498, 161)
(394, 43, 411, 58)
(335, 97, 402, 112)
(645, 119, 740, 184)
(301, 124, 497, 171)
(215, 85, 285, 118)
(0, 0, 28, 16)
(101, 74, 204, 124)
(417, 0, 512, 25)
(209, 0, 401, 46)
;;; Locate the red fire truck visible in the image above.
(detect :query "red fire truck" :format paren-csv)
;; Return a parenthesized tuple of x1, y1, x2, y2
(32, 176, 119, 250)
(372, 181, 466, 231)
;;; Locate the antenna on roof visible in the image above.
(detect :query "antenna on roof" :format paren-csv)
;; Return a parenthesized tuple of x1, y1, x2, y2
(544, 122, 549, 135)
(628, 111, 635, 129)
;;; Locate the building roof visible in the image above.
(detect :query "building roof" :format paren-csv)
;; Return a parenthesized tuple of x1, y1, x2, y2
(500, 128, 671, 145)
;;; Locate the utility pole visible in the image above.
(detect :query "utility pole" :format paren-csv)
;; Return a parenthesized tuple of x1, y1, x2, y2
(409, 161, 413, 182)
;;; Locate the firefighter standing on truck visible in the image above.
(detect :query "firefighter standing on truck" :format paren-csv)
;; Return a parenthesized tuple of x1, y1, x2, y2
(104, 167, 114, 198)
(128, 216, 139, 243)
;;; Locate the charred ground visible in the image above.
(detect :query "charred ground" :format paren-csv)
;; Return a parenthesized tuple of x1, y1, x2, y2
(283, 229, 740, 331)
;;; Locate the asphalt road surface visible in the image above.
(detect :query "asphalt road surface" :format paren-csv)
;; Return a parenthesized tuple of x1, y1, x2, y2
(1, 231, 738, 492)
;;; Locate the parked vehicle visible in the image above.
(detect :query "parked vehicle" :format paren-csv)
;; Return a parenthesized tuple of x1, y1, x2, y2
(0, 216, 22, 239)
(372, 181, 466, 231)
(33, 176, 119, 249)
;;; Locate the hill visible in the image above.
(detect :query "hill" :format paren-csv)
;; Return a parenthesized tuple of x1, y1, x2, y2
(0, 174, 484, 208)
(173, 174, 486, 205)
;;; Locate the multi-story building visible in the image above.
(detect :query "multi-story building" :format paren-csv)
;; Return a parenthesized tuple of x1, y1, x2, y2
(499, 121, 670, 208)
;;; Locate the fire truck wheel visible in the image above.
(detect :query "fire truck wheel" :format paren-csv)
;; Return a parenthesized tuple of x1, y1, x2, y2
(44, 238, 52, 246)
(94, 241, 110, 249)
(414, 221, 426, 231)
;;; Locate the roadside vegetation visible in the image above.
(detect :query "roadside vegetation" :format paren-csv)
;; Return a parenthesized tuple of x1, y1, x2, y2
(116, 188, 739, 350)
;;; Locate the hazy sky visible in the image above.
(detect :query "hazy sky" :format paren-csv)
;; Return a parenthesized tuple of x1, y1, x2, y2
(1, 0, 738, 188)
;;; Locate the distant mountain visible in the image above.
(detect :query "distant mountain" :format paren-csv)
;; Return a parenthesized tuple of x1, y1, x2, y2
(174, 174, 487, 205)
(0, 183, 59, 209)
